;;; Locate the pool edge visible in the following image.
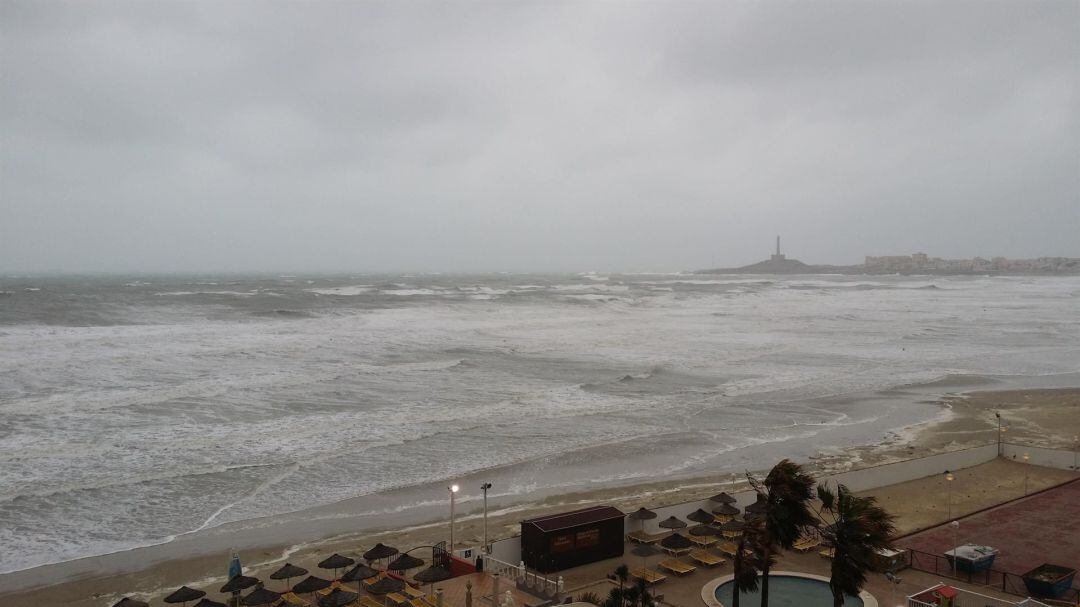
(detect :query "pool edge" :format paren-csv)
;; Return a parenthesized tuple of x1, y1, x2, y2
(700, 570, 878, 607)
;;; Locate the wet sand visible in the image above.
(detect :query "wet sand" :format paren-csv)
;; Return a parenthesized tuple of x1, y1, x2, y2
(2, 387, 1078, 607)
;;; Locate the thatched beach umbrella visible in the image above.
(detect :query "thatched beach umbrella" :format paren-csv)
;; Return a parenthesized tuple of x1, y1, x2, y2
(318, 588, 360, 607)
(112, 598, 149, 607)
(318, 553, 355, 580)
(363, 543, 399, 569)
(712, 502, 740, 516)
(709, 492, 737, 504)
(220, 575, 260, 594)
(342, 563, 380, 595)
(367, 575, 405, 596)
(269, 563, 308, 591)
(627, 507, 657, 536)
(630, 542, 660, 572)
(164, 586, 206, 606)
(719, 519, 746, 539)
(291, 575, 333, 599)
(192, 600, 226, 607)
(660, 532, 692, 552)
(686, 508, 714, 524)
(240, 586, 282, 606)
(389, 553, 425, 582)
(657, 516, 686, 530)
(414, 565, 452, 596)
(688, 524, 715, 537)
(745, 495, 768, 515)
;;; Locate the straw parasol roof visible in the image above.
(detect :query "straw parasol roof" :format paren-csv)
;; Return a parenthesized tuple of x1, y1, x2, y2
(367, 576, 405, 595)
(113, 598, 149, 607)
(686, 508, 715, 524)
(318, 588, 360, 607)
(688, 524, 715, 536)
(709, 492, 737, 504)
(363, 543, 399, 561)
(342, 563, 379, 583)
(240, 587, 282, 606)
(192, 600, 227, 607)
(220, 575, 260, 594)
(164, 586, 206, 604)
(388, 553, 425, 571)
(318, 553, 355, 573)
(627, 507, 657, 520)
(414, 566, 452, 584)
(720, 519, 746, 532)
(658, 516, 686, 529)
(660, 532, 693, 551)
(713, 502, 740, 516)
(270, 563, 308, 581)
(291, 576, 333, 595)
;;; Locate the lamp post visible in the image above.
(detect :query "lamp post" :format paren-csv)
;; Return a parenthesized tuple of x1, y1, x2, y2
(996, 412, 1002, 456)
(481, 482, 493, 554)
(1023, 453, 1030, 495)
(1073, 435, 1078, 471)
(944, 470, 954, 521)
(448, 484, 459, 553)
(950, 521, 960, 576)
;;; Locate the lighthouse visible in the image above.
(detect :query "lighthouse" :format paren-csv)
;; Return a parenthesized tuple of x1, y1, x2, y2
(770, 235, 786, 262)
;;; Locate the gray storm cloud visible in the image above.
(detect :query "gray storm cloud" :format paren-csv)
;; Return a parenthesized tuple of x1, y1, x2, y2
(1, 0, 1077, 273)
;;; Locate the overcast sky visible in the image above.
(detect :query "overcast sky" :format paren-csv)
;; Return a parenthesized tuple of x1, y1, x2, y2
(2, 1, 1077, 273)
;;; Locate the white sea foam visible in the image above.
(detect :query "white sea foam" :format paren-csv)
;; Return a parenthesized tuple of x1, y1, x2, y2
(1, 273, 1078, 574)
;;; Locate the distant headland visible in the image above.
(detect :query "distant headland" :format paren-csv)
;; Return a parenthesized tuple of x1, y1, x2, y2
(697, 237, 1080, 275)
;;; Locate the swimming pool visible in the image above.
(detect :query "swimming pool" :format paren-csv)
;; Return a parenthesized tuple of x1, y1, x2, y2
(702, 572, 877, 607)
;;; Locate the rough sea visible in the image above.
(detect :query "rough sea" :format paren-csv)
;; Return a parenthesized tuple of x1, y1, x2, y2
(1, 272, 1079, 574)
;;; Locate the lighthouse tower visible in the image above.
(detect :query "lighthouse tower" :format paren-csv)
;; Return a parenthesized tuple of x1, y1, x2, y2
(770, 235, 786, 262)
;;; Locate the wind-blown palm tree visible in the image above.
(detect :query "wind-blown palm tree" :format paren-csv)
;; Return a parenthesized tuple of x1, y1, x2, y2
(614, 564, 629, 607)
(729, 516, 772, 607)
(815, 483, 897, 607)
(748, 459, 817, 607)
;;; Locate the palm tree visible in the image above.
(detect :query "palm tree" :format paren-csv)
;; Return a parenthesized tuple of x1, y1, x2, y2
(816, 482, 897, 607)
(614, 564, 629, 607)
(729, 516, 772, 607)
(748, 459, 817, 607)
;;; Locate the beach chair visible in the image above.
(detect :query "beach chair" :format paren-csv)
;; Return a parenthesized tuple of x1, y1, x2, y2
(689, 534, 718, 547)
(794, 537, 821, 553)
(386, 592, 410, 606)
(403, 586, 426, 601)
(360, 596, 385, 607)
(819, 547, 835, 560)
(408, 600, 428, 607)
(658, 559, 697, 576)
(661, 544, 691, 557)
(318, 581, 344, 596)
(630, 568, 668, 585)
(688, 549, 725, 567)
(280, 592, 312, 606)
(717, 542, 739, 558)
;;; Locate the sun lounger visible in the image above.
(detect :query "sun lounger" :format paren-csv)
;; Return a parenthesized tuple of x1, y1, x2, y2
(360, 597, 385, 607)
(280, 592, 311, 606)
(819, 547, 835, 559)
(658, 559, 697, 576)
(661, 545, 691, 557)
(718, 542, 739, 557)
(386, 592, 409, 606)
(630, 568, 668, 585)
(403, 586, 426, 600)
(408, 600, 429, 607)
(689, 535, 718, 547)
(689, 549, 726, 567)
(626, 530, 665, 544)
(317, 581, 344, 596)
(794, 537, 821, 552)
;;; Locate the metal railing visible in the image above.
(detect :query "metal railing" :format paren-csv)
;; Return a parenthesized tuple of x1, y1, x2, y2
(904, 550, 1079, 604)
(907, 583, 1054, 607)
(481, 555, 562, 598)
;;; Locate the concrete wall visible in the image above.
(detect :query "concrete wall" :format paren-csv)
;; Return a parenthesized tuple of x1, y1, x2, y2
(1001, 442, 1080, 471)
(825, 444, 1000, 492)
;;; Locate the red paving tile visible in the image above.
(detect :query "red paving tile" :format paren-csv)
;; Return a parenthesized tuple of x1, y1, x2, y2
(897, 478, 1080, 575)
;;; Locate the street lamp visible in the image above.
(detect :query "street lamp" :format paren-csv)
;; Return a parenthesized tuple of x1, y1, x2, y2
(481, 482, 493, 554)
(1023, 453, 1030, 495)
(950, 521, 960, 576)
(944, 470, 954, 521)
(996, 412, 1002, 456)
(448, 484, 460, 553)
(1073, 435, 1078, 471)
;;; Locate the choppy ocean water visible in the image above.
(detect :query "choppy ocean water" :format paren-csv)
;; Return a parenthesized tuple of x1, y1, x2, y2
(1, 272, 1078, 574)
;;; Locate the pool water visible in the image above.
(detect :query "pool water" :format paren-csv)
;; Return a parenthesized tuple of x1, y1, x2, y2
(714, 576, 864, 607)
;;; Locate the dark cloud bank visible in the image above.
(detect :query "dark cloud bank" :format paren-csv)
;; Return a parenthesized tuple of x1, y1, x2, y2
(2, 1, 1077, 273)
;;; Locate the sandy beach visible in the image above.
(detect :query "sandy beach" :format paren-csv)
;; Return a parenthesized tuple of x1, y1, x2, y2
(2, 386, 1078, 607)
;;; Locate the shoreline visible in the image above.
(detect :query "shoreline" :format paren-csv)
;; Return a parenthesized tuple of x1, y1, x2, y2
(2, 382, 1078, 606)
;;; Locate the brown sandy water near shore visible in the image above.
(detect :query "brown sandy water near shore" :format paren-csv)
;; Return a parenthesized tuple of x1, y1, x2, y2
(3, 387, 1078, 607)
